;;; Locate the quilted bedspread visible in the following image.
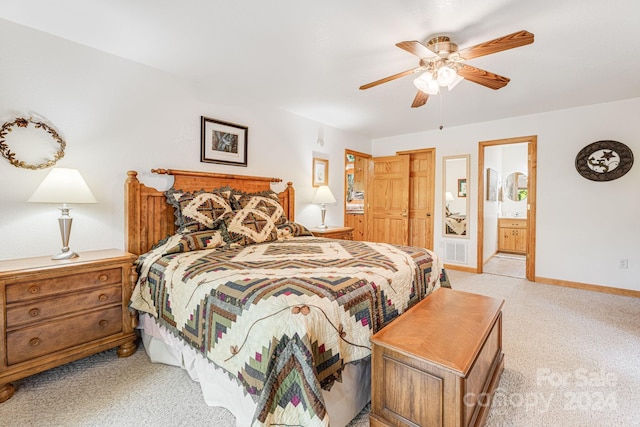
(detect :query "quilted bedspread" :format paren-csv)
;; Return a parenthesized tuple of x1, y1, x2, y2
(131, 234, 449, 426)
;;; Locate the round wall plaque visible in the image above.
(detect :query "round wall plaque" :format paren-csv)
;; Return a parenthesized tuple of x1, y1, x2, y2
(575, 140, 633, 181)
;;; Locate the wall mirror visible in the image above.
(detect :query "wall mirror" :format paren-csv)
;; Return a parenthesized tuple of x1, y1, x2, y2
(503, 172, 528, 201)
(443, 155, 470, 238)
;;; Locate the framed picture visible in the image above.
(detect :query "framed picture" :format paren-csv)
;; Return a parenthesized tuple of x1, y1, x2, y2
(312, 157, 329, 187)
(486, 168, 498, 201)
(458, 178, 467, 197)
(200, 116, 248, 166)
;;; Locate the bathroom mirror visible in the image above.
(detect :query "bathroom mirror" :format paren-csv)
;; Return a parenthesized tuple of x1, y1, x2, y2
(503, 172, 528, 201)
(443, 155, 470, 238)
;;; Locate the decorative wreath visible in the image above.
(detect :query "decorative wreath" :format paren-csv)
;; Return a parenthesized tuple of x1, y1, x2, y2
(0, 117, 66, 169)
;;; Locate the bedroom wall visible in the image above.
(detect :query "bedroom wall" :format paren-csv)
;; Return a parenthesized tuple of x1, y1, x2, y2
(372, 98, 640, 292)
(0, 19, 370, 260)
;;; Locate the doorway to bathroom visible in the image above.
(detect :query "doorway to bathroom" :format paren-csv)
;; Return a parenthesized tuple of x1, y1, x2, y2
(477, 136, 537, 281)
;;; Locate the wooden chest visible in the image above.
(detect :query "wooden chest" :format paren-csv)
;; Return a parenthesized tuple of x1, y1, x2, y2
(0, 249, 138, 403)
(370, 288, 504, 427)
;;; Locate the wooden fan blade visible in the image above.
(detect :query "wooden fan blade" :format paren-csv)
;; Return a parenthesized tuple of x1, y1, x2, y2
(458, 30, 534, 60)
(396, 41, 436, 59)
(457, 64, 510, 90)
(359, 68, 418, 90)
(411, 91, 429, 108)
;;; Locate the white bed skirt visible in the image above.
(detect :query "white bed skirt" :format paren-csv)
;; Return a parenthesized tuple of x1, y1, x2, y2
(138, 313, 371, 427)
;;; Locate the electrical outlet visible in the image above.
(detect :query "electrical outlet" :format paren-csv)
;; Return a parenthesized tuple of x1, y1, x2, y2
(618, 258, 628, 269)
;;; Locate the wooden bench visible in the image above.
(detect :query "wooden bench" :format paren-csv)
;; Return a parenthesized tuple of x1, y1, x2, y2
(370, 288, 504, 427)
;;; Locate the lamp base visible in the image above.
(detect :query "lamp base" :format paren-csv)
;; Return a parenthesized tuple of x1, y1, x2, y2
(316, 224, 329, 229)
(53, 206, 78, 260)
(52, 249, 79, 260)
(318, 205, 328, 229)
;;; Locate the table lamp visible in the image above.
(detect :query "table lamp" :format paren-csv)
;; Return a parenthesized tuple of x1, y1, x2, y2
(28, 168, 97, 260)
(445, 191, 454, 209)
(311, 185, 336, 229)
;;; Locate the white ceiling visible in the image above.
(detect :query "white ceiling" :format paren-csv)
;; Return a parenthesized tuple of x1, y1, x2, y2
(2, 0, 639, 139)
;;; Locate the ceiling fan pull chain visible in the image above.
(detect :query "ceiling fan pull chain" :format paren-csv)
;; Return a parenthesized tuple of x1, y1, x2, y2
(439, 90, 444, 130)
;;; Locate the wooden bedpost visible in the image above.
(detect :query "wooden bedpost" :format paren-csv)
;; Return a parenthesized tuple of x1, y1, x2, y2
(124, 171, 141, 256)
(280, 182, 295, 222)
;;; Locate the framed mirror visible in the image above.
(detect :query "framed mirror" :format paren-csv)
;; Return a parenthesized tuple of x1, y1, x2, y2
(443, 155, 470, 238)
(503, 172, 528, 201)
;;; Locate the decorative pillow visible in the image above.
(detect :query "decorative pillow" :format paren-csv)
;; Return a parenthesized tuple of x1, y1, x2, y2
(219, 208, 279, 247)
(277, 222, 313, 240)
(164, 230, 226, 255)
(231, 190, 287, 226)
(165, 188, 234, 233)
(229, 189, 279, 206)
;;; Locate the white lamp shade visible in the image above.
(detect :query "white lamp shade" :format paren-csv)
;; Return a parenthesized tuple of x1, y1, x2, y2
(446, 192, 455, 201)
(312, 185, 336, 204)
(28, 168, 97, 204)
(413, 72, 440, 95)
(437, 65, 457, 86)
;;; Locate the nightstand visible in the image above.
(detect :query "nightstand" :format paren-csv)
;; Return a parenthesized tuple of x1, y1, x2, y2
(309, 226, 354, 240)
(0, 249, 138, 403)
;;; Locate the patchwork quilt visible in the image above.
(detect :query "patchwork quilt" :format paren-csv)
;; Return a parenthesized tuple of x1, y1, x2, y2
(131, 234, 450, 426)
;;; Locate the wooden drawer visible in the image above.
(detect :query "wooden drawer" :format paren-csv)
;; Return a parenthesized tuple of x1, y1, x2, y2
(310, 226, 354, 240)
(6, 285, 122, 329)
(0, 249, 138, 404)
(498, 218, 526, 229)
(6, 306, 123, 365)
(5, 268, 122, 303)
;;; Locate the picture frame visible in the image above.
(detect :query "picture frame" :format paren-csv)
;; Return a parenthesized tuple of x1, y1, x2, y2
(312, 157, 329, 187)
(200, 116, 248, 166)
(457, 178, 467, 197)
(486, 168, 498, 201)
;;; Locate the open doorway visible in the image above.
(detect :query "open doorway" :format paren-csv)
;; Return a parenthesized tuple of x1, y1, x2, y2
(477, 136, 537, 281)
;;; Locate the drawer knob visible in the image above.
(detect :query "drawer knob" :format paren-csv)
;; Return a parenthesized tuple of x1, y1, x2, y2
(99, 320, 109, 328)
(98, 294, 108, 301)
(30, 338, 41, 347)
(29, 285, 40, 294)
(98, 274, 108, 282)
(29, 308, 40, 317)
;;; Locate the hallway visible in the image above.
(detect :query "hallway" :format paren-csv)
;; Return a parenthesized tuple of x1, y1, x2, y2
(483, 253, 526, 278)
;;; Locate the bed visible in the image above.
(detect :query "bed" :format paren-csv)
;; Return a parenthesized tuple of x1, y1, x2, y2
(445, 213, 467, 236)
(125, 168, 450, 427)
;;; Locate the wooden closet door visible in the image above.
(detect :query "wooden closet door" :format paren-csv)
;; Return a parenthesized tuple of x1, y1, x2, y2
(406, 149, 435, 250)
(367, 155, 410, 245)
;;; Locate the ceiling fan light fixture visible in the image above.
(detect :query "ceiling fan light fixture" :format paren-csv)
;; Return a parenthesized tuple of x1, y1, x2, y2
(413, 72, 439, 95)
(360, 30, 534, 108)
(437, 65, 457, 86)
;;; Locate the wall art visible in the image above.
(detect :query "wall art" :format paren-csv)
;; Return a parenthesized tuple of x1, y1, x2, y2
(200, 116, 248, 166)
(575, 140, 633, 181)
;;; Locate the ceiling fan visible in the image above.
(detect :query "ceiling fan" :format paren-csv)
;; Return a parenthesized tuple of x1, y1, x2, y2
(359, 30, 534, 108)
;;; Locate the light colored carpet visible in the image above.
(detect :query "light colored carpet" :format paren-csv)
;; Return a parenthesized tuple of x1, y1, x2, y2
(1, 270, 638, 426)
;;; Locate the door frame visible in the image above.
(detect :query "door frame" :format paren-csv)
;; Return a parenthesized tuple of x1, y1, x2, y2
(477, 135, 537, 281)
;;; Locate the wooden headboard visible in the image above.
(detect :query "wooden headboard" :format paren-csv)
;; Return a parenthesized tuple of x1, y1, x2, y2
(125, 168, 295, 255)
